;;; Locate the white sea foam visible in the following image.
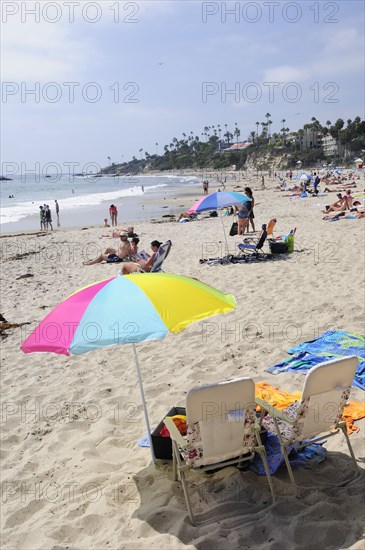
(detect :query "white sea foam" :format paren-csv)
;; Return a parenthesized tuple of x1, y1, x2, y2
(0, 184, 167, 224)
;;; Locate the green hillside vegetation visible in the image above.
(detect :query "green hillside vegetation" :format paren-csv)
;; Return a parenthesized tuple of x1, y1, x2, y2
(103, 117, 365, 175)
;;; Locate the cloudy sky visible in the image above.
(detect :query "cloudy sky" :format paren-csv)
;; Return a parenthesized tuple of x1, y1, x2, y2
(1, 0, 364, 171)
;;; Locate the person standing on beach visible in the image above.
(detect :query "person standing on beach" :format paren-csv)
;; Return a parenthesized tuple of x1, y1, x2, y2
(244, 187, 255, 232)
(39, 206, 45, 231)
(109, 204, 118, 226)
(55, 200, 60, 227)
(45, 205, 53, 231)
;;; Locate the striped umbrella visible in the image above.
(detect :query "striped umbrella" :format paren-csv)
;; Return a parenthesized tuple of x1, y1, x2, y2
(21, 273, 237, 462)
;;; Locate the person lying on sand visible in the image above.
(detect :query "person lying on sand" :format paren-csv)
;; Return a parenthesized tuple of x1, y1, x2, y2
(323, 209, 364, 221)
(83, 232, 131, 265)
(120, 240, 161, 274)
(102, 225, 137, 238)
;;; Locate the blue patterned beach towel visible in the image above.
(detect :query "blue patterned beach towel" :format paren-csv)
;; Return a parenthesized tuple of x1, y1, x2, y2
(266, 331, 365, 390)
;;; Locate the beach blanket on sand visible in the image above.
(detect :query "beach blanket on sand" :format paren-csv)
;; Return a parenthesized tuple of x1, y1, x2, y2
(250, 433, 327, 475)
(266, 330, 365, 391)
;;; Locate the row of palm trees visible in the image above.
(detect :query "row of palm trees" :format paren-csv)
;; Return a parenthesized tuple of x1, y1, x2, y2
(106, 115, 364, 168)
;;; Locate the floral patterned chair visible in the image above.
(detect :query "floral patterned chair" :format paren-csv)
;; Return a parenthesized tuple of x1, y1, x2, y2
(164, 378, 275, 525)
(257, 356, 359, 484)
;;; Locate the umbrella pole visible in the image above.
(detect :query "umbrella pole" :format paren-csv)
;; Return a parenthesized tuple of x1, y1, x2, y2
(132, 343, 156, 464)
(220, 211, 230, 256)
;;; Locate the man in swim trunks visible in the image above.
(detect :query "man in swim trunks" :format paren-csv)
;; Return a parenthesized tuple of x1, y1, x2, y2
(83, 232, 131, 265)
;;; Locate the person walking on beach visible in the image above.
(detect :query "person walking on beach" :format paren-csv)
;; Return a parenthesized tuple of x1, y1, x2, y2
(45, 205, 53, 231)
(109, 204, 118, 226)
(55, 200, 60, 227)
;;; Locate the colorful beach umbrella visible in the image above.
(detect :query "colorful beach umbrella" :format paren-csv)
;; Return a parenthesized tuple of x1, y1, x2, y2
(188, 191, 252, 255)
(188, 191, 251, 213)
(21, 273, 237, 462)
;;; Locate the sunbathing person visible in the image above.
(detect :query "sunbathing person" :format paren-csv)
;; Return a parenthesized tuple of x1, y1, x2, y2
(323, 210, 364, 221)
(344, 190, 353, 209)
(120, 240, 161, 275)
(130, 237, 140, 258)
(322, 194, 347, 213)
(83, 232, 131, 265)
(178, 212, 193, 221)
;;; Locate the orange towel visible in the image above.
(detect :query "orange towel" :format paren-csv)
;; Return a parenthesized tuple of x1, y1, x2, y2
(255, 381, 365, 434)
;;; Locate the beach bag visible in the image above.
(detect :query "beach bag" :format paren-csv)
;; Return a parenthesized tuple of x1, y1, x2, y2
(269, 239, 288, 254)
(285, 234, 295, 253)
(229, 222, 238, 236)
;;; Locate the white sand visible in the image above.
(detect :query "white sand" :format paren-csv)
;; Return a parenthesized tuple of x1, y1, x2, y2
(1, 177, 364, 549)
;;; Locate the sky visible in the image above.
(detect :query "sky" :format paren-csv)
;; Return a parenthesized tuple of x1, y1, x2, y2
(1, 0, 364, 174)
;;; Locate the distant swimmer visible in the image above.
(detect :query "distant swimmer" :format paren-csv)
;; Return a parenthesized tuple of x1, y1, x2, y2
(72, 189, 75, 194)
(141, 185, 144, 193)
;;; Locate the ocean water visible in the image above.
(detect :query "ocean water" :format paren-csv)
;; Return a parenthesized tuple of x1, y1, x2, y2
(0, 174, 200, 232)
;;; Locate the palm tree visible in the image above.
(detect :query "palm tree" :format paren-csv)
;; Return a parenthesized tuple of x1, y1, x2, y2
(139, 148, 143, 160)
(265, 113, 272, 136)
(249, 130, 256, 143)
(107, 156, 111, 167)
(155, 142, 159, 155)
(268, 120, 273, 138)
(234, 126, 241, 147)
(255, 121, 260, 138)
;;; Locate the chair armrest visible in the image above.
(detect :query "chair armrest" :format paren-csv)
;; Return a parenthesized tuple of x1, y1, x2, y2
(163, 417, 187, 448)
(255, 397, 295, 424)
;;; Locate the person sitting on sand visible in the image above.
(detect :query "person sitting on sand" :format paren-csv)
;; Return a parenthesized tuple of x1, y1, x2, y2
(120, 240, 161, 274)
(130, 237, 140, 258)
(344, 190, 353, 209)
(322, 194, 347, 213)
(103, 218, 110, 228)
(83, 232, 131, 265)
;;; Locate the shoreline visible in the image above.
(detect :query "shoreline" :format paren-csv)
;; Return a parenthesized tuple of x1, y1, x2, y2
(0, 171, 251, 236)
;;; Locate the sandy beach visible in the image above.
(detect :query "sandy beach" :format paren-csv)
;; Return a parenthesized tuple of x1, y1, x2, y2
(1, 174, 364, 550)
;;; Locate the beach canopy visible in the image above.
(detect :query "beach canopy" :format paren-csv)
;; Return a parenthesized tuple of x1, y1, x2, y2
(299, 173, 311, 180)
(20, 273, 237, 461)
(188, 191, 251, 213)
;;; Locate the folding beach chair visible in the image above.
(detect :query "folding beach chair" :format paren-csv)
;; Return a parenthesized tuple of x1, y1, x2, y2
(164, 378, 275, 525)
(256, 356, 359, 485)
(237, 224, 268, 257)
(151, 240, 171, 272)
(140, 240, 171, 273)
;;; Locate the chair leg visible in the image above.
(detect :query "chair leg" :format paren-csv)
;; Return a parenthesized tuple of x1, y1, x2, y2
(273, 418, 296, 485)
(339, 421, 358, 469)
(172, 442, 178, 481)
(255, 441, 276, 502)
(179, 469, 196, 526)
